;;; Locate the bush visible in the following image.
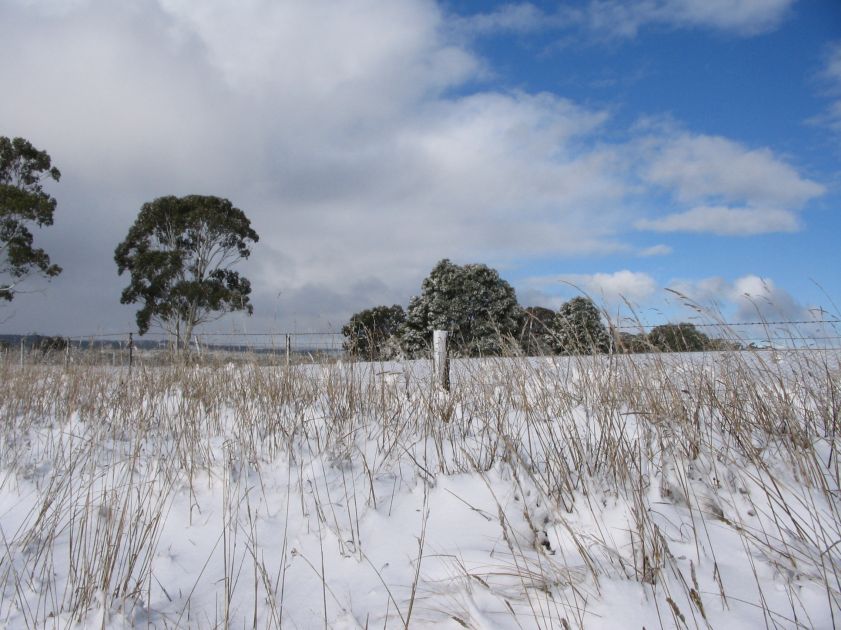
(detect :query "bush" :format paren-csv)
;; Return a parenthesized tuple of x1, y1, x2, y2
(33, 335, 69, 353)
(553, 297, 610, 355)
(519, 306, 557, 356)
(614, 331, 651, 354)
(401, 259, 522, 357)
(648, 323, 710, 352)
(342, 305, 405, 361)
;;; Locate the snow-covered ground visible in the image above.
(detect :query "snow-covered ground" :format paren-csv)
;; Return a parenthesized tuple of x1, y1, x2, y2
(0, 350, 838, 628)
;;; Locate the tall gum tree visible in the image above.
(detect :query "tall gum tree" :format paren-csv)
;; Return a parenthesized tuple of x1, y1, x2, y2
(0, 137, 62, 302)
(114, 195, 259, 349)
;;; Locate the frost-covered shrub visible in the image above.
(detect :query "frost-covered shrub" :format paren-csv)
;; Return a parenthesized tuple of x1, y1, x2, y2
(401, 259, 522, 357)
(341, 304, 405, 360)
(553, 296, 610, 355)
(519, 306, 557, 356)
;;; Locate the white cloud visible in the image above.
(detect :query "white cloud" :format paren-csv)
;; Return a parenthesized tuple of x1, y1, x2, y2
(528, 270, 658, 305)
(454, 3, 548, 35)
(668, 275, 814, 322)
(815, 41, 841, 134)
(455, 0, 794, 39)
(638, 244, 672, 256)
(0, 0, 825, 335)
(0, 0, 639, 333)
(636, 206, 799, 236)
(641, 133, 823, 208)
(634, 131, 823, 236)
(584, 0, 794, 38)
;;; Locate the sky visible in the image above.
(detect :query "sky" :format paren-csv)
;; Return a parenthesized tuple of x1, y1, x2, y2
(1, 0, 840, 337)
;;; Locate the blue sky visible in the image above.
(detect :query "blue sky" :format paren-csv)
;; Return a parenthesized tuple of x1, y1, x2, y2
(1, 0, 840, 335)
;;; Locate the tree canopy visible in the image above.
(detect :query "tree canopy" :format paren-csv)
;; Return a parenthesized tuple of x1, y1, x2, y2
(0, 136, 62, 301)
(401, 259, 522, 357)
(519, 306, 557, 356)
(553, 296, 610, 355)
(648, 322, 710, 352)
(342, 304, 405, 360)
(114, 195, 259, 348)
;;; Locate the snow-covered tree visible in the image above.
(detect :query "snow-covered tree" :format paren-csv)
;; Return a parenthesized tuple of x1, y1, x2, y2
(519, 306, 557, 356)
(648, 322, 710, 352)
(553, 296, 610, 355)
(401, 259, 522, 357)
(342, 304, 405, 360)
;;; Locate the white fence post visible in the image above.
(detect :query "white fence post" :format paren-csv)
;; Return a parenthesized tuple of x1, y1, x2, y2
(433, 330, 450, 391)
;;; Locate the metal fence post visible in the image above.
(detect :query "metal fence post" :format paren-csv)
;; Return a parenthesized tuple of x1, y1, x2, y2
(433, 330, 450, 391)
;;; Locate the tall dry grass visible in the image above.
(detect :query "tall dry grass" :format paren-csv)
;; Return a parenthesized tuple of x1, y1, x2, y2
(0, 325, 838, 628)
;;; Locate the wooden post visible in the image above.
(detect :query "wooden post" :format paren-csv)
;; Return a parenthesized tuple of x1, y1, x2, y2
(433, 330, 450, 391)
(128, 332, 134, 371)
(20, 338, 24, 368)
(285, 334, 292, 367)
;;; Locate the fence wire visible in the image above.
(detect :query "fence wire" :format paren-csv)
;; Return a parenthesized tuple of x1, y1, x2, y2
(2, 318, 841, 367)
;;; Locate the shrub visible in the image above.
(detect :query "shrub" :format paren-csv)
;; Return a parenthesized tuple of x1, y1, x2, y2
(401, 259, 522, 357)
(553, 296, 610, 355)
(342, 305, 405, 360)
(648, 322, 710, 352)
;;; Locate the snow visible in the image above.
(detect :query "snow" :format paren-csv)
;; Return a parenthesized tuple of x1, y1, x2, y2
(0, 351, 838, 628)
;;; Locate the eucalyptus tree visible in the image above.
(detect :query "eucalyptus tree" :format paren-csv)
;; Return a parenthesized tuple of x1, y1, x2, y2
(115, 195, 259, 349)
(0, 136, 62, 301)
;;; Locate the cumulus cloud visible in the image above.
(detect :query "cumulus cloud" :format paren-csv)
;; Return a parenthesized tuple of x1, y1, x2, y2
(668, 275, 816, 322)
(0, 0, 637, 333)
(582, 0, 795, 38)
(634, 131, 823, 236)
(641, 133, 824, 208)
(528, 270, 658, 305)
(0, 0, 824, 336)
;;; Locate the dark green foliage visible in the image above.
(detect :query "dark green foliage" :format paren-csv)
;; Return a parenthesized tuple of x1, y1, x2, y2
(114, 195, 258, 347)
(401, 259, 522, 357)
(342, 304, 405, 360)
(33, 335, 69, 352)
(553, 296, 610, 355)
(648, 323, 710, 352)
(520, 306, 557, 356)
(614, 331, 652, 354)
(0, 137, 62, 301)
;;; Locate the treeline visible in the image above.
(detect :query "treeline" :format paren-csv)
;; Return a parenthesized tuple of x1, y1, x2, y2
(2, 135, 734, 357)
(342, 259, 736, 360)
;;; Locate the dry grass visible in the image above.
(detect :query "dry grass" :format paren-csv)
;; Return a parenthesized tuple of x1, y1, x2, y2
(0, 332, 838, 628)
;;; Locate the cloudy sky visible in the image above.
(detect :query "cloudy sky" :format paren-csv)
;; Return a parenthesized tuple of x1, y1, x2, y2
(1, 0, 840, 336)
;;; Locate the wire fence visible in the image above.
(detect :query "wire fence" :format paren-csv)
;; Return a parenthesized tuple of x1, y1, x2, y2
(2, 318, 840, 367)
(0, 330, 345, 367)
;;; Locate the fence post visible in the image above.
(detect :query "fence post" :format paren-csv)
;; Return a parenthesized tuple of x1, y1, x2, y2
(285, 334, 291, 367)
(20, 338, 24, 368)
(128, 332, 134, 371)
(433, 330, 450, 391)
